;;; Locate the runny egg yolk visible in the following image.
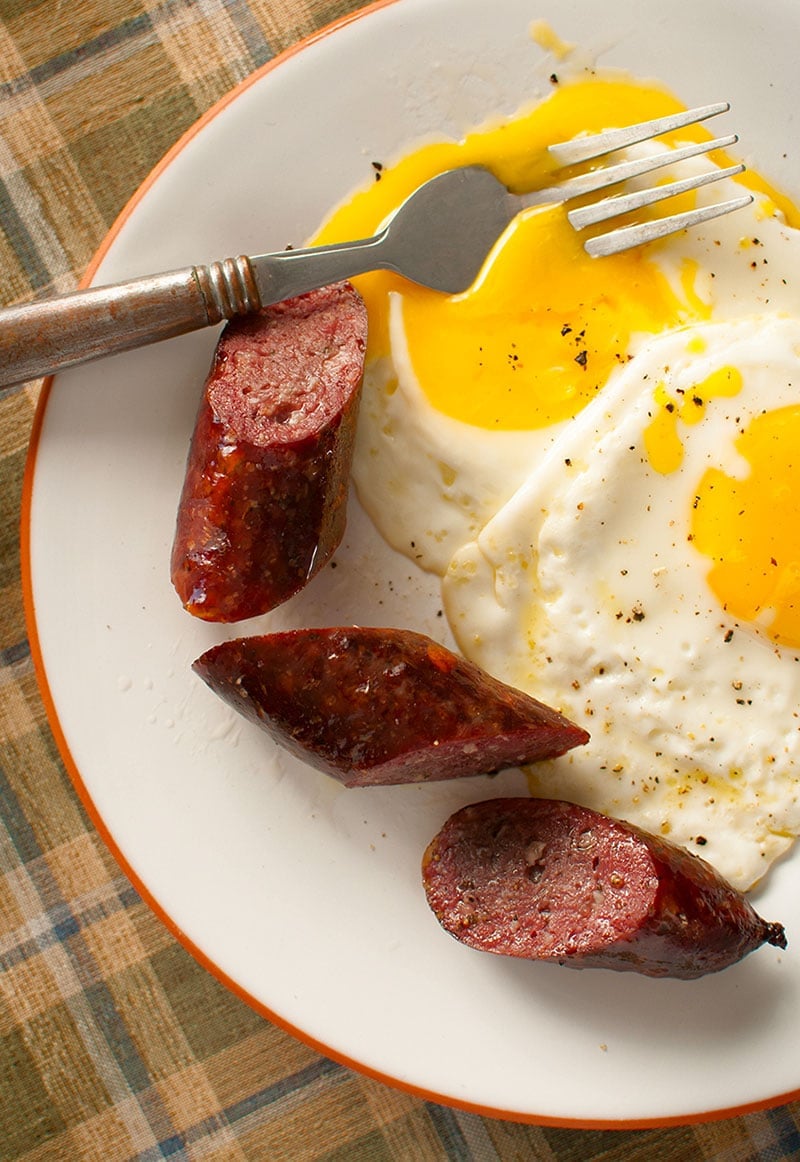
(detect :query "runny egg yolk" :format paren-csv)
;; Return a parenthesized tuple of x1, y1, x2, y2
(691, 405, 800, 649)
(311, 77, 755, 431)
(312, 72, 800, 648)
(644, 365, 744, 475)
(399, 211, 688, 430)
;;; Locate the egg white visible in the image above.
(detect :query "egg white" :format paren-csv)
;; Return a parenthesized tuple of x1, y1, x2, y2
(443, 315, 800, 890)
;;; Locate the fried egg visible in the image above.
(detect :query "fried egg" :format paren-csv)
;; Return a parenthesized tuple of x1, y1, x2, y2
(312, 73, 800, 888)
(444, 316, 800, 890)
(314, 77, 797, 572)
(314, 82, 683, 566)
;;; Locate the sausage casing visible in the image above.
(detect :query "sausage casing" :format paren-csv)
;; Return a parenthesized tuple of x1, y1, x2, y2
(192, 627, 590, 786)
(171, 282, 367, 621)
(422, 797, 786, 978)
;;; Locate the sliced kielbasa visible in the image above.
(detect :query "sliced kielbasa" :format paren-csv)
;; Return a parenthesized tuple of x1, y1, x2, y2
(422, 797, 786, 978)
(192, 627, 590, 786)
(171, 282, 367, 622)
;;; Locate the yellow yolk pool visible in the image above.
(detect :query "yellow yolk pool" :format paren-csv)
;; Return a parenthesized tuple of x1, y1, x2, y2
(692, 404, 800, 649)
(311, 76, 788, 432)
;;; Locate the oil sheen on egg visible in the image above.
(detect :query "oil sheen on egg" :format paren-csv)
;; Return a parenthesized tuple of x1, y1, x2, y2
(312, 72, 800, 889)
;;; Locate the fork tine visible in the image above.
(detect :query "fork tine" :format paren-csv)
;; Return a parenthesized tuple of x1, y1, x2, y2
(568, 163, 747, 230)
(548, 102, 731, 166)
(525, 134, 738, 208)
(585, 194, 755, 258)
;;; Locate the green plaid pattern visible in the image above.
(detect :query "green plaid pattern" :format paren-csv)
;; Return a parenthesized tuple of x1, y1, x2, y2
(2, 1, 800, 1157)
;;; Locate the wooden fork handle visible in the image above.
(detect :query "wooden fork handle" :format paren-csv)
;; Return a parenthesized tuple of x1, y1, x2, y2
(0, 257, 261, 387)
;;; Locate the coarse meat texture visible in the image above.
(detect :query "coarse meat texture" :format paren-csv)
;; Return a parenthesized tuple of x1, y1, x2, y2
(170, 282, 367, 622)
(422, 798, 787, 979)
(192, 627, 590, 786)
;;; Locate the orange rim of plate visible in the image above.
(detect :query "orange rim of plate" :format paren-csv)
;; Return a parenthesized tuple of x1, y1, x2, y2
(18, 0, 800, 1129)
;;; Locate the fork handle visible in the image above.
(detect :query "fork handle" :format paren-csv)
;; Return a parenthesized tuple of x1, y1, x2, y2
(0, 257, 261, 387)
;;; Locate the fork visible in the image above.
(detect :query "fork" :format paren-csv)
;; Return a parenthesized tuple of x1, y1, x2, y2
(0, 102, 752, 387)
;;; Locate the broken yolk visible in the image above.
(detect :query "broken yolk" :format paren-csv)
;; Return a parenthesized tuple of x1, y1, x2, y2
(644, 365, 744, 475)
(400, 208, 687, 430)
(691, 404, 800, 649)
(311, 76, 764, 432)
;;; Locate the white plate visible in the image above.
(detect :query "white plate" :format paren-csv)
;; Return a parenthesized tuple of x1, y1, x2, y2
(24, 0, 800, 1126)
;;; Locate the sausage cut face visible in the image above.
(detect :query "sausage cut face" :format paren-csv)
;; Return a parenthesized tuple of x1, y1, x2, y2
(426, 800, 659, 958)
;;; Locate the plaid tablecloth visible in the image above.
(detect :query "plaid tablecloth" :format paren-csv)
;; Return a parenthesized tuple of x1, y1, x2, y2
(2, 1, 800, 1158)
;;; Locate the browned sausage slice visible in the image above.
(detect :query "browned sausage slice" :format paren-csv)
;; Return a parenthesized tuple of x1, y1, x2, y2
(422, 798, 786, 978)
(192, 628, 590, 786)
(171, 282, 367, 622)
